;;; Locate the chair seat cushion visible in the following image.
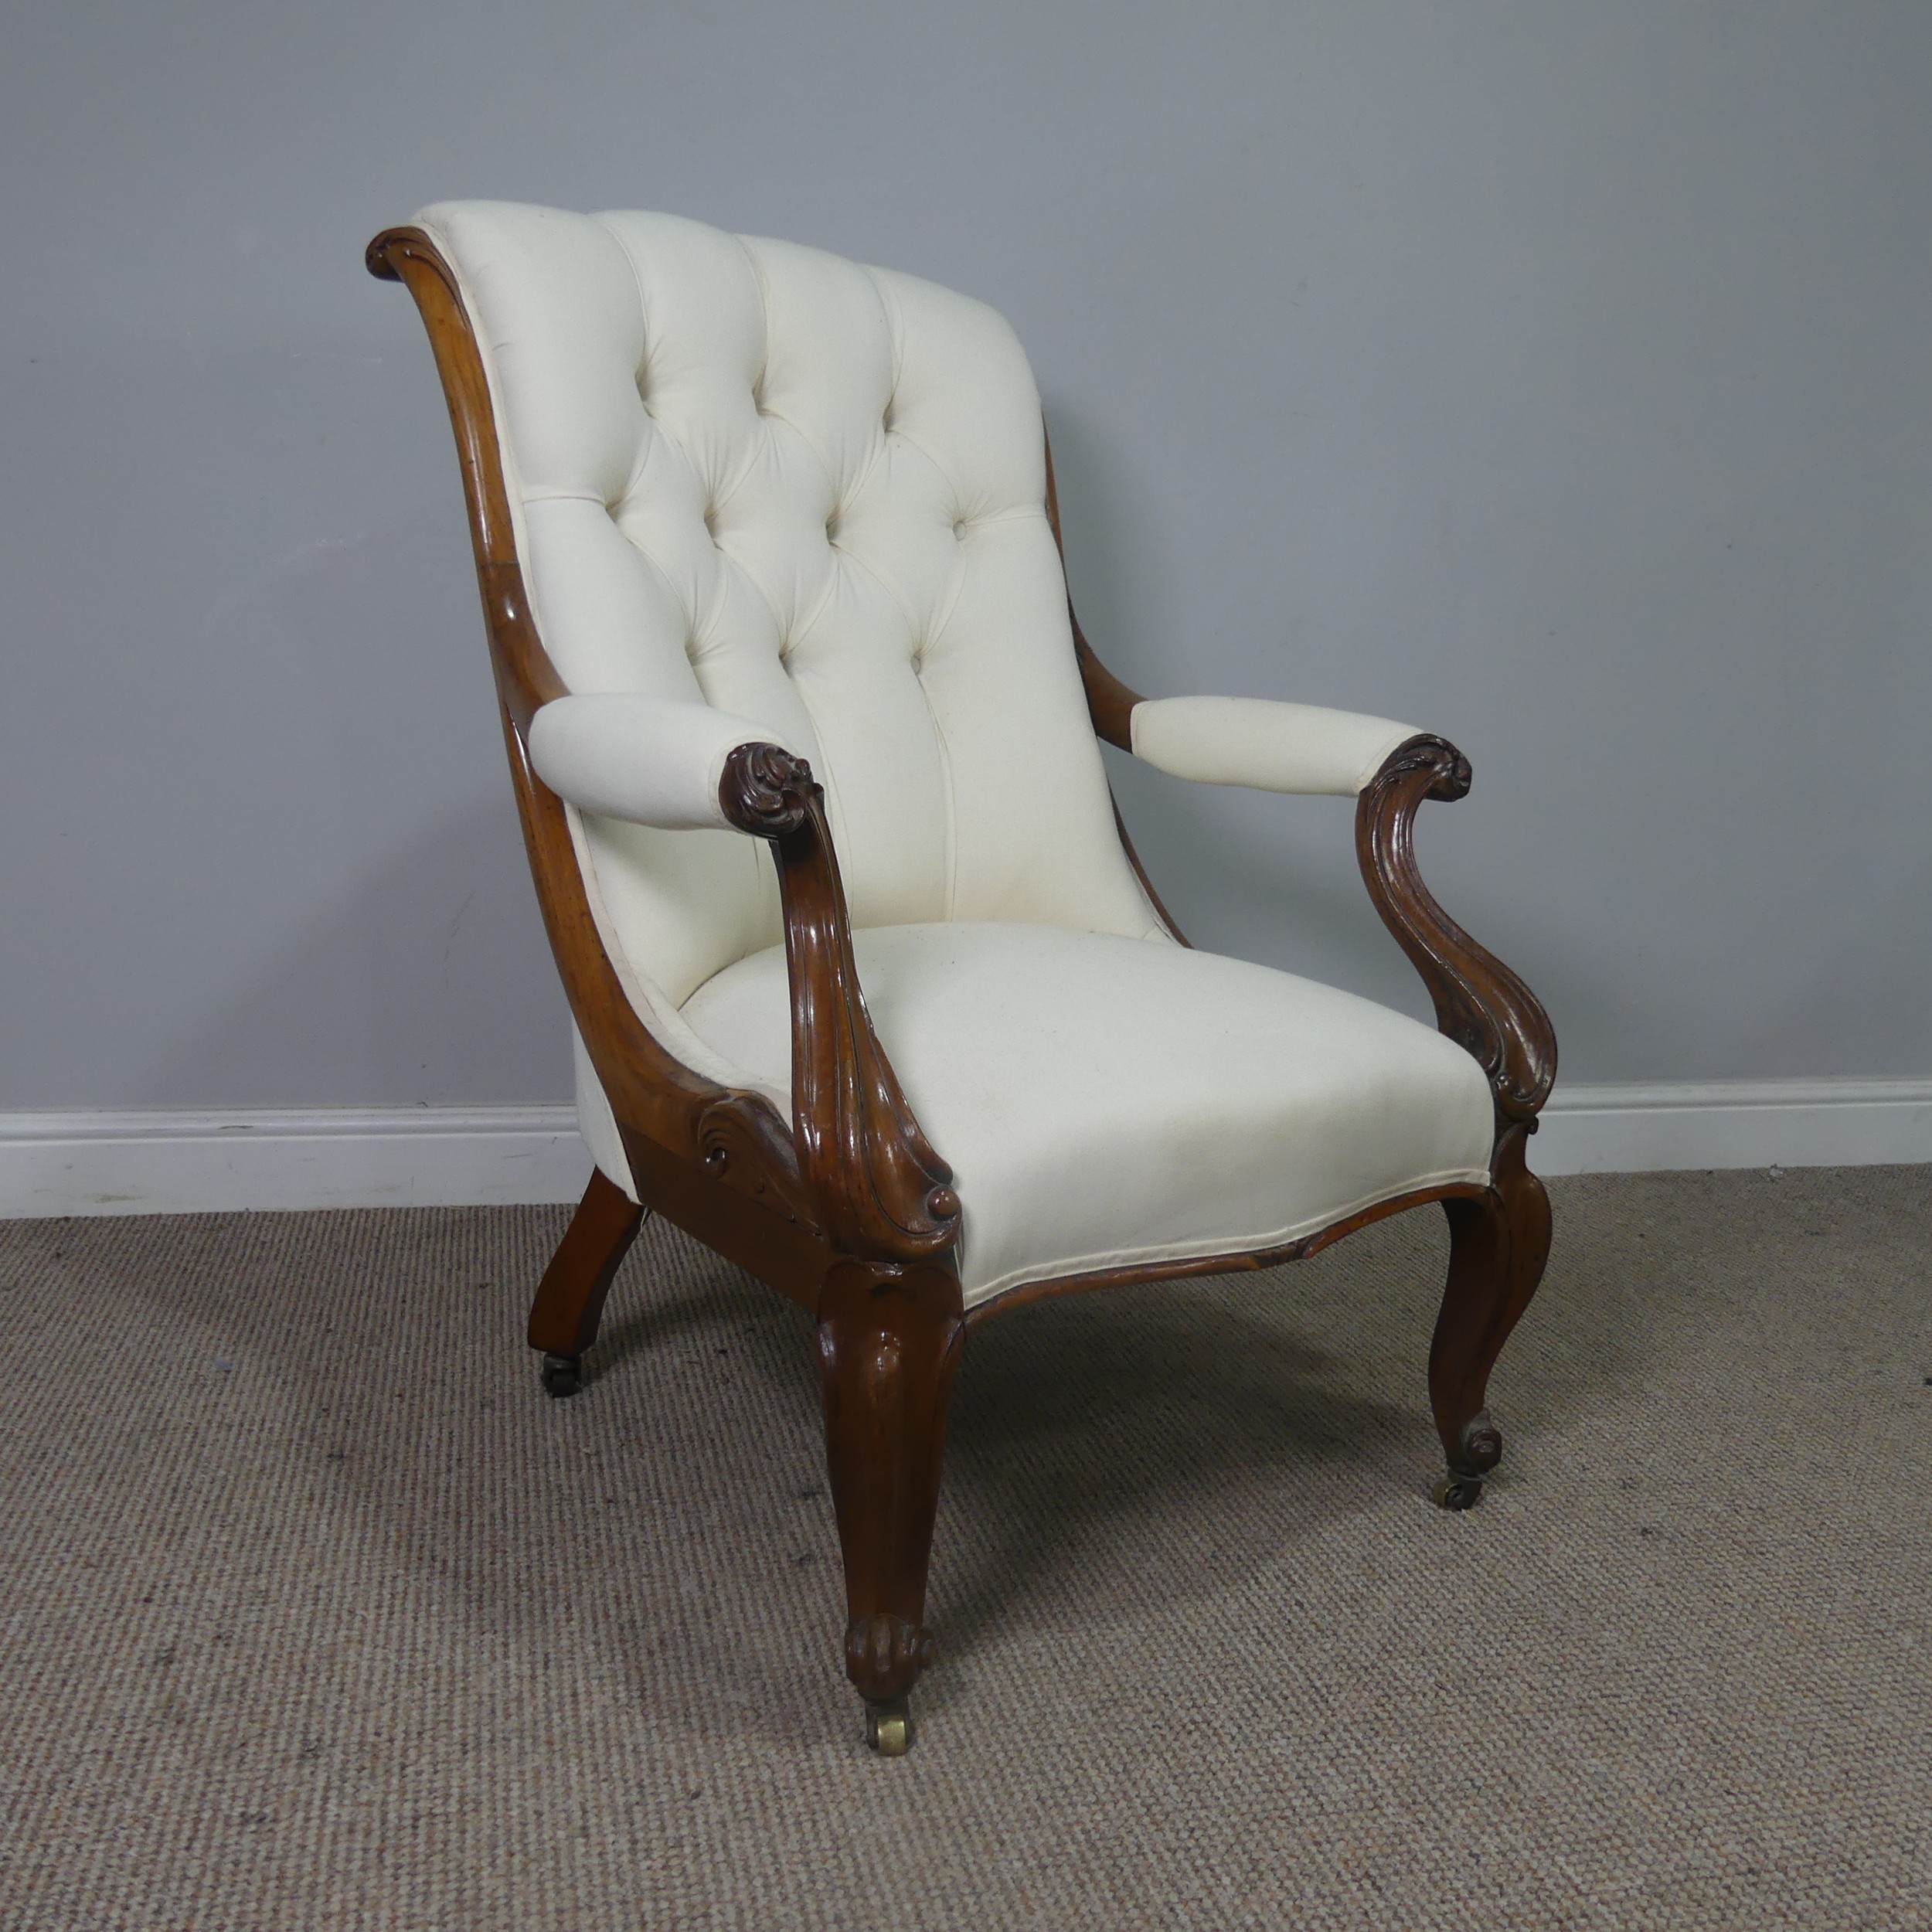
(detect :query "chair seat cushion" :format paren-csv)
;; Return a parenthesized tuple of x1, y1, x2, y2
(679, 923, 1495, 1308)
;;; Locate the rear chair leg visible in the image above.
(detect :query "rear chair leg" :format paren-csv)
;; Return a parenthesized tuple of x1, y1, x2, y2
(1429, 1123, 1553, 1509)
(527, 1168, 647, 1397)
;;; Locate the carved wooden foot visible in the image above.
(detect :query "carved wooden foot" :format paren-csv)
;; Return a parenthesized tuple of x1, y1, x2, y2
(817, 1257, 964, 1750)
(527, 1168, 647, 1396)
(1429, 1123, 1552, 1508)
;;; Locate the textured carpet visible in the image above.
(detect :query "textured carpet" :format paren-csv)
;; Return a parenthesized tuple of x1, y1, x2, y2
(2, 1168, 1928, 1930)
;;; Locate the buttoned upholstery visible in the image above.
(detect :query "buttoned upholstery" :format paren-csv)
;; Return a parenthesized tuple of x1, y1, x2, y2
(419, 202, 1498, 1301)
(422, 202, 1165, 999)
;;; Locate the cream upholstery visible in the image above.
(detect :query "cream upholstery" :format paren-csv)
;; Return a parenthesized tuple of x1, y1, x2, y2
(529, 694, 795, 832)
(1131, 696, 1418, 798)
(419, 202, 1498, 1287)
(681, 923, 1493, 1306)
(419, 199, 1166, 1015)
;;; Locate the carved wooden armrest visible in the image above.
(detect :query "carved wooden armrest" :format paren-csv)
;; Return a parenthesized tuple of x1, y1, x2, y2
(716, 744, 961, 1265)
(1355, 735, 1556, 1132)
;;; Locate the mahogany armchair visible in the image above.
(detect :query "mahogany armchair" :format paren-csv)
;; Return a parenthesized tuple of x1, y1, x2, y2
(368, 203, 1556, 1756)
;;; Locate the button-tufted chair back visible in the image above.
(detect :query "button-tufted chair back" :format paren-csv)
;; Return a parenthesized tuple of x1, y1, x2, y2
(425, 202, 1166, 1011)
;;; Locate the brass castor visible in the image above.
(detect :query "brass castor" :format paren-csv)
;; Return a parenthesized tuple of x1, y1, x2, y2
(1432, 1471, 1485, 1511)
(865, 1697, 911, 1757)
(539, 1352, 583, 1400)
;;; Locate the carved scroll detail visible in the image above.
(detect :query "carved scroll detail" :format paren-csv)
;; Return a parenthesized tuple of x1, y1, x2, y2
(719, 740, 815, 837)
(696, 1094, 818, 1229)
(845, 1614, 938, 1695)
(1356, 735, 1557, 1128)
(718, 744, 961, 1263)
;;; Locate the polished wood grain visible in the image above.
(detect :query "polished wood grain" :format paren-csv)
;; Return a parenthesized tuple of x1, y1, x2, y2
(714, 742, 967, 1723)
(1352, 730, 1561, 1499)
(1430, 1123, 1553, 1506)
(1355, 734, 1558, 1129)
(526, 1168, 647, 1393)
(1349, 733, 1559, 1501)
(366, 230, 562, 732)
(818, 1256, 965, 1719)
(718, 744, 962, 1266)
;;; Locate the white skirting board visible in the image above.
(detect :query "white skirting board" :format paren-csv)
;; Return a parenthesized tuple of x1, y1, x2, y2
(1534, 1078, 1932, 1177)
(0, 1107, 593, 1218)
(1, 1080, 1929, 1218)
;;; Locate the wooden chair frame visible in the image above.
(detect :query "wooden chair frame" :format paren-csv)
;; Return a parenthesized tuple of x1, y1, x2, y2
(368, 226, 1557, 1754)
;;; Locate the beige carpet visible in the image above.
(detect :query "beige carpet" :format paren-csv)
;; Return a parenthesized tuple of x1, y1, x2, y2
(2, 1168, 1928, 1930)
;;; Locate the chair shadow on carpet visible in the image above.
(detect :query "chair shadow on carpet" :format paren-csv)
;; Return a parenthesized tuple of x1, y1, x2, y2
(63, 1182, 1656, 1753)
(584, 1268, 1433, 1740)
(577, 1192, 1653, 1738)
(934, 1294, 1415, 1660)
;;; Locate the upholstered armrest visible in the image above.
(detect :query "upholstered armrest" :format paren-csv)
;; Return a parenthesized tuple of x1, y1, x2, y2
(1130, 696, 1419, 798)
(528, 694, 796, 830)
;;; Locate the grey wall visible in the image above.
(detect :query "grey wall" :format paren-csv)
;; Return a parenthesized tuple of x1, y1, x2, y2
(3, 2, 1928, 1108)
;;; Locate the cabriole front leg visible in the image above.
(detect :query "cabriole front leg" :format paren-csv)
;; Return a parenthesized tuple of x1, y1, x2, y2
(817, 1257, 964, 1756)
(1428, 1124, 1553, 1509)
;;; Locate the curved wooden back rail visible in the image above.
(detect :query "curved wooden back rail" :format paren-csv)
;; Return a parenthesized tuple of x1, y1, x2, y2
(373, 227, 851, 1304)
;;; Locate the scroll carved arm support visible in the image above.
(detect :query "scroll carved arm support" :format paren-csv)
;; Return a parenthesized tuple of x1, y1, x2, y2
(1354, 734, 1557, 1136)
(718, 744, 961, 1267)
